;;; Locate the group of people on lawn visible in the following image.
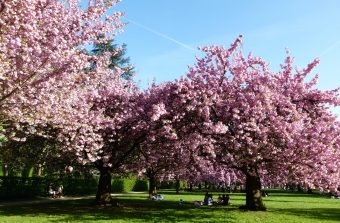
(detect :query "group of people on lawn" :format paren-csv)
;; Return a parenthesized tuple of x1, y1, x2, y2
(149, 194, 164, 200)
(200, 192, 230, 206)
(149, 191, 230, 206)
(192, 192, 230, 206)
(48, 183, 63, 198)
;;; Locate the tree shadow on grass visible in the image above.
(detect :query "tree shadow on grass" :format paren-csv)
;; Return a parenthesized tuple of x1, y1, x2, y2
(1, 197, 339, 223)
(264, 191, 327, 198)
(266, 193, 319, 197)
(263, 198, 338, 204)
(270, 207, 340, 222)
(0, 198, 240, 223)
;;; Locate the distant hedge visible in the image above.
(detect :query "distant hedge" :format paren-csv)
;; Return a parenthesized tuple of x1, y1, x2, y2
(60, 177, 98, 195)
(0, 176, 45, 199)
(157, 180, 187, 190)
(133, 179, 149, 191)
(0, 176, 99, 199)
(0, 176, 148, 199)
(111, 177, 148, 193)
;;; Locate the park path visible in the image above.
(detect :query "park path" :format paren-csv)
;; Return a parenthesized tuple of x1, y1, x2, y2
(0, 192, 146, 207)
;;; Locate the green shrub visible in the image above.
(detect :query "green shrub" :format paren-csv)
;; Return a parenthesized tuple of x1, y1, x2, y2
(0, 175, 148, 199)
(0, 176, 98, 199)
(157, 180, 187, 190)
(111, 179, 124, 192)
(111, 177, 148, 192)
(0, 176, 45, 199)
(61, 177, 98, 195)
(133, 179, 148, 191)
(111, 178, 135, 193)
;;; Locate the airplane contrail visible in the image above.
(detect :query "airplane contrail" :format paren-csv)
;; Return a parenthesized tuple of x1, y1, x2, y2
(319, 39, 340, 58)
(125, 17, 199, 52)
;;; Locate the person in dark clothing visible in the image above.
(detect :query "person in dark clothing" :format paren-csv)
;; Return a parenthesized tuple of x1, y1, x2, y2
(222, 194, 230, 205)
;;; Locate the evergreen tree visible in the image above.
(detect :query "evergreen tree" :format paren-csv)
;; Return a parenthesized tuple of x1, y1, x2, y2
(92, 35, 134, 80)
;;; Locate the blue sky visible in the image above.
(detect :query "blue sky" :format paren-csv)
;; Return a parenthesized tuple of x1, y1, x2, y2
(110, 0, 340, 115)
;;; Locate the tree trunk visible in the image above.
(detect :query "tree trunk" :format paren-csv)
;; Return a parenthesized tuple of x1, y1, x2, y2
(204, 181, 208, 189)
(96, 169, 113, 205)
(188, 183, 193, 191)
(22, 164, 33, 178)
(21, 166, 30, 178)
(148, 175, 157, 196)
(243, 174, 266, 211)
(2, 163, 8, 176)
(175, 178, 180, 194)
(8, 165, 15, 176)
(34, 164, 42, 176)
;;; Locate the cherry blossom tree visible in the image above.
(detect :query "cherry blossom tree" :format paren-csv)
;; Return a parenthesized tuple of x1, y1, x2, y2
(87, 79, 147, 204)
(188, 37, 339, 210)
(0, 0, 134, 204)
(0, 0, 165, 205)
(0, 0, 124, 130)
(131, 84, 184, 195)
(142, 36, 339, 210)
(132, 82, 229, 193)
(132, 130, 184, 196)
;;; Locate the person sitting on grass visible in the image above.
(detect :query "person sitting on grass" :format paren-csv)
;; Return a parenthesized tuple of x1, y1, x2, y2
(149, 194, 164, 200)
(193, 200, 203, 206)
(203, 192, 209, 205)
(222, 194, 230, 205)
(149, 192, 156, 200)
(203, 192, 213, 205)
(155, 194, 164, 200)
(56, 185, 63, 198)
(261, 191, 269, 197)
(48, 184, 56, 199)
(217, 194, 223, 204)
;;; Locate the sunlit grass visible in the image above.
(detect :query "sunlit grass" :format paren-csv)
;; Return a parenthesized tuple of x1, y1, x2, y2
(0, 190, 339, 223)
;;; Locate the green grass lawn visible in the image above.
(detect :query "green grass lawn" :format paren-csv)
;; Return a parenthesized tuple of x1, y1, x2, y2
(0, 190, 339, 223)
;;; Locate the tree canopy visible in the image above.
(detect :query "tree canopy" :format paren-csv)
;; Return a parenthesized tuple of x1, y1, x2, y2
(0, 0, 339, 211)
